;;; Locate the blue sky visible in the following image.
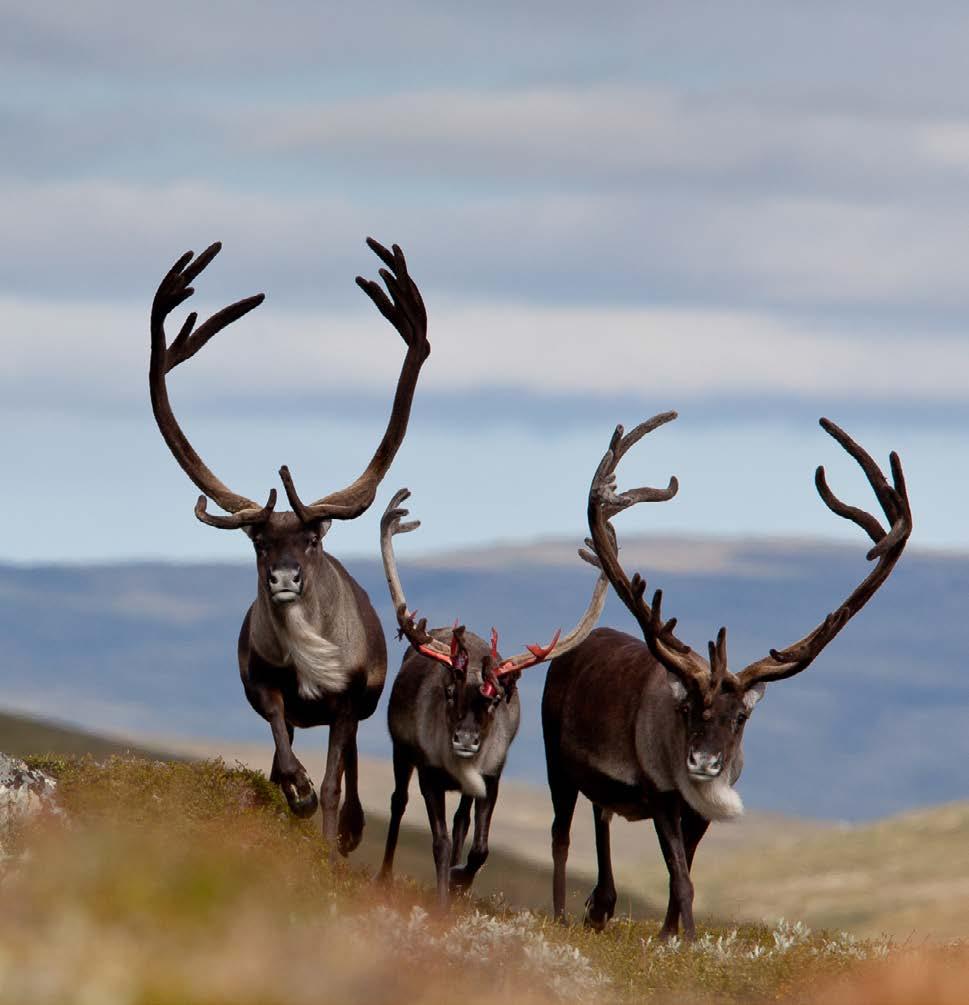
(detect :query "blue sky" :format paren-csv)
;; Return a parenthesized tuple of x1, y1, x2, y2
(2, 1, 968, 562)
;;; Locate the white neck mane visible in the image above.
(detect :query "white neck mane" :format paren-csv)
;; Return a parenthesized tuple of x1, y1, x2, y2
(280, 603, 351, 698)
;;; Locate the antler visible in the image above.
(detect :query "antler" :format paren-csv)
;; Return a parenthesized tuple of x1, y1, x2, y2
(585, 412, 713, 694)
(490, 552, 609, 677)
(380, 488, 607, 686)
(280, 238, 431, 523)
(150, 242, 276, 528)
(734, 418, 913, 689)
(380, 487, 455, 665)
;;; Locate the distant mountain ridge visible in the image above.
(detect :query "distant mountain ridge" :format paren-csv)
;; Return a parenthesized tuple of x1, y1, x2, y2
(1, 534, 966, 821)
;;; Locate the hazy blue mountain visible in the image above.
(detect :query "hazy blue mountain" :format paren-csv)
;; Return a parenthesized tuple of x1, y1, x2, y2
(1, 535, 965, 821)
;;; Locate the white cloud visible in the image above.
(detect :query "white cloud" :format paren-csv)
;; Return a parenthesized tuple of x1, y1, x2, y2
(4, 294, 966, 404)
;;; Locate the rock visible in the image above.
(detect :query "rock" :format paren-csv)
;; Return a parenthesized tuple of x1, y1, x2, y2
(0, 753, 61, 863)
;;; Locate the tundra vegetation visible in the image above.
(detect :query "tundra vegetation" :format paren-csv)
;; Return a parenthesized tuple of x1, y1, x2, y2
(3, 754, 961, 1005)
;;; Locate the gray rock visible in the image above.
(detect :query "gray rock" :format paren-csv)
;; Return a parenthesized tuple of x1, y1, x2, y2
(0, 753, 61, 863)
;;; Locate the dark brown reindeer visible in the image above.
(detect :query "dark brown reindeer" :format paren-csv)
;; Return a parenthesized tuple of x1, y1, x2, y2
(377, 488, 608, 906)
(543, 411, 912, 940)
(149, 238, 430, 855)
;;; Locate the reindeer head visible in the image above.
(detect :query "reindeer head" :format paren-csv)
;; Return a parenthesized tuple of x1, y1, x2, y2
(149, 238, 430, 612)
(661, 631, 764, 782)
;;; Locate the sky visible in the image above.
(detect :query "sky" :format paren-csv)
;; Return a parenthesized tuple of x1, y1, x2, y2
(2, 1, 968, 563)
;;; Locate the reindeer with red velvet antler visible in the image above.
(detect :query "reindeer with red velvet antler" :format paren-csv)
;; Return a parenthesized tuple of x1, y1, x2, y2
(148, 238, 430, 857)
(543, 411, 913, 941)
(378, 489, 608, 906)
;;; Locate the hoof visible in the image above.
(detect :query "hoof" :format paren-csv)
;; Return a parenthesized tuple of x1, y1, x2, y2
(337, 802, 365, 857)
(448, 866, 473, 895)
(281, 777, 319, 819)
(583, 889, 615, 932)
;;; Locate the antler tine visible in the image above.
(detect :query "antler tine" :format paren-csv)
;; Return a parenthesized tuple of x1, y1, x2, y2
(150, 242, 267, 516)
(379, 489, 453, 665)
(736, 420, 913, 690)
(194, 489, 278, 530)
(279, 238, 432, 524)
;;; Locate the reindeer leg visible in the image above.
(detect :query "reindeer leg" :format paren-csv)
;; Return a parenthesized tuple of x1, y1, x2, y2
(451, 775, 498, 893)
(584, 803, 617, 931)
(320, 717, 353, 855)
(683, 803, 710, 871)
(269, 722, 294, 783)
(418, 768, 452, 909)
(449, 795, 473, 869)
(252, 687, 317, 818)
(337, 721, 364, 857)
(378, 746, 413, 884)
(550, 776, 579, 923)
(653, 791, 695, 941)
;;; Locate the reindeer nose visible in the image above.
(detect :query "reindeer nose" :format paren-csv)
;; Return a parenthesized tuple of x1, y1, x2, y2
(687, 749, 723, 777)
(268, 564, 303, 600)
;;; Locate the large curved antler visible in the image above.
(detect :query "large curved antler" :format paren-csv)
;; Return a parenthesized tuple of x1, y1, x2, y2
(150, 242, 276, 529)
(734, 418, 912, 689)
(280, 239, 431, 523)
(585, 412, 713, 695)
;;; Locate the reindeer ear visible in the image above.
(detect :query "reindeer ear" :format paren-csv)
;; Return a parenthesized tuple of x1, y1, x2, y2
(666, 673, 688, 702)
(743, 683, 766, 711)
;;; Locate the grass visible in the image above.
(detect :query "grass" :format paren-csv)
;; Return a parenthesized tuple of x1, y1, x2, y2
(2, 754, 952, 1004)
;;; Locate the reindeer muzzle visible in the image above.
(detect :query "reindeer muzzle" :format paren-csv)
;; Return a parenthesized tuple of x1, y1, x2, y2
(686, 750, 723, 780)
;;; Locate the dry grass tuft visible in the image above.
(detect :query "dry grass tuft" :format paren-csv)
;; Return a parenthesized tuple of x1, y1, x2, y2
(0, 755, 964, 1005)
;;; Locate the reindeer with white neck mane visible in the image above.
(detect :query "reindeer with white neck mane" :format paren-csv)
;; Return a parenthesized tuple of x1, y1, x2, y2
(543, 411, 912, 940)
(149, 238, 430, 856)
(378, 488, 608, 906)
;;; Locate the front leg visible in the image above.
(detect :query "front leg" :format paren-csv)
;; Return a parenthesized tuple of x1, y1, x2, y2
(652, 790, 696, 941)
(321, 716, 356, 854)
(450, 775, 499, 894)
(257, 688, 317, 818)
(337, 720, 365, 857)
(418, 767, 452, 909)
(449, 795, 473, 868)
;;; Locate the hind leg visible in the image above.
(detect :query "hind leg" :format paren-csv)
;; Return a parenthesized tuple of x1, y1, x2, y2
(549, 776, 579, 922)
(378, 746, 413, 883)
(584, 803, 617, 931)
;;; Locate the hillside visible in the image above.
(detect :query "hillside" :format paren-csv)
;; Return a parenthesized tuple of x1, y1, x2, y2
(1, 534, 966, 820)
(0, 754, 919, 1004)
(6, 714, 968, 940)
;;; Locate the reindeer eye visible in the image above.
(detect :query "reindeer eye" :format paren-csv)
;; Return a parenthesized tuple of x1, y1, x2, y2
(445, 685, 455, 702)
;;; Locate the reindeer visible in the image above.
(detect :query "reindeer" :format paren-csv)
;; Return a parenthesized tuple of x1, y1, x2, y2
(149, 238, 430, 855)
(543, 411, 912, 940)
(377, 488, 608, 906)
